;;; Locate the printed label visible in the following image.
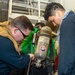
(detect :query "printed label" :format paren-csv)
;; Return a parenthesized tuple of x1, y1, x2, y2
(40, 46, 46, 52)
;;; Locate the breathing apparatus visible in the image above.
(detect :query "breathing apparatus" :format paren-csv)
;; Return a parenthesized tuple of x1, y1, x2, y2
(34, 26, 52, 67)
(21, 26, 56, 68)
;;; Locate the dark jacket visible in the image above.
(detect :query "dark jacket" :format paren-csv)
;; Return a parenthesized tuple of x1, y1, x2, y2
(58, 11, 75, 75)
(0, 36, 30, 75)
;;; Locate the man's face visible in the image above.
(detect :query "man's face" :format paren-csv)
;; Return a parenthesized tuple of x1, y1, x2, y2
(13, 27, 31, 43)
(48, 11, 62, 26)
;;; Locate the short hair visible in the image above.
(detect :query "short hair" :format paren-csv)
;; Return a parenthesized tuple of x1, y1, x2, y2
(44, 2, 65, 20)
(35, 22, 45, 28)
(9, 16, 34, 30)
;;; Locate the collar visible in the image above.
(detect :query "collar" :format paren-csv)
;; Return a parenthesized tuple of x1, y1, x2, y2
(57, 10, 71, 43)
(58, 10, 71, 33)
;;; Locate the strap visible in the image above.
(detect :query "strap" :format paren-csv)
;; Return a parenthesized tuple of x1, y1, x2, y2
(39, 34, 51, 38)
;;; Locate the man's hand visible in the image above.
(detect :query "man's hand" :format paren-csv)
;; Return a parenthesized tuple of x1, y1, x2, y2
(28, 54, 35, 60)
